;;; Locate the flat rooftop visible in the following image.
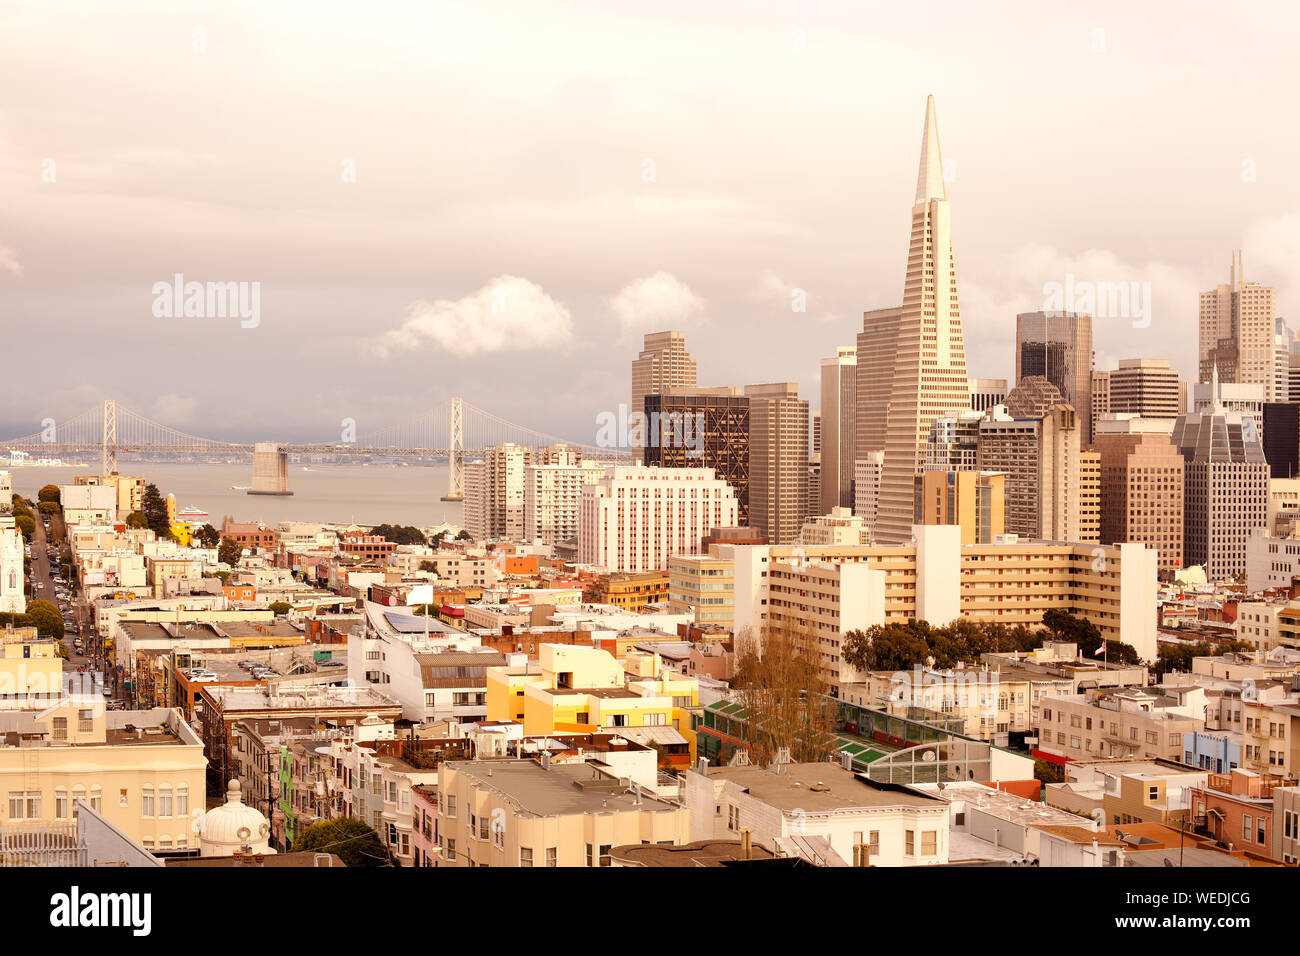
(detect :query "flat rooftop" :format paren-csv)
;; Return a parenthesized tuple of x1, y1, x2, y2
(708, 763, 941, 813)
(444, 759, 677, 816)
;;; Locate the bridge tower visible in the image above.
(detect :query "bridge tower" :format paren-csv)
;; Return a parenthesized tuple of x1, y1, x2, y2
(440, 397, 465, 501)
(101, 399, 117, 476)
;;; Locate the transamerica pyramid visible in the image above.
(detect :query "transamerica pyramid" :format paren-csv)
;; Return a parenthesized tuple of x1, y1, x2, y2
(873, 95, 970, 544)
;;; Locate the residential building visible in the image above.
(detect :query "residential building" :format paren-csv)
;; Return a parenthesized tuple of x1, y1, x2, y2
(1034, 688, 1203, 763)
(799, 507, 872, 546)
(464, 443, 531, 541)
(913, 470, 1005, 545)
(668, 553, 736, 627)
(853, 452, 883, 541)
(523, 459, 606, 547)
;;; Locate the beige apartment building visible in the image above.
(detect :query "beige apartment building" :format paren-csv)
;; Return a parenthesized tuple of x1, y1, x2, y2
(1035, 689, 1202, 763)
(0, 699, 206, 853)
(913, 470, 1005, 544)
(668, 552, 736, 627)
(1199, 251, 1277, 395)
(1095, 432, 1185, 575)
(464, 443, 531, 541)
(0, 627, 64, 710)
(820, 347, 857, 514)
(842, 663, 1074, 741)
(435, 758, 688, 867)
(732, 526, 1160, 686)
(1240, 699, 1300, 778)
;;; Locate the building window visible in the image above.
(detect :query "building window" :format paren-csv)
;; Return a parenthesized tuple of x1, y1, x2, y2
(546, 847, 557, 867)
(55, 790, 68, 820)
(141, 788, 154, 818)
(79, 709, 94, 733)
(905, 830, 915, 856)
(52, 717, 67, 741)
(158, 788, 173, 818)
(921, 830, 937, 856)
(444, 838, 456, 862)
(176, 786, 188, 816)
(520, 846, 533, 867)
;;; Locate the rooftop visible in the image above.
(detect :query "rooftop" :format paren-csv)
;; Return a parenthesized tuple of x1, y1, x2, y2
(707, 763, 942, 813)
(444, 759, 678, 816)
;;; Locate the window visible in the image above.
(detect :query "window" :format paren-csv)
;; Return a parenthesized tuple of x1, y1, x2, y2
(520, 846, 533, 867)
(52, 717, 67, 740)
(1147, 786, 1159, 802)
(587, 843, 594, 867)
(599, 844, 612, 867)
(444, 838, 456, 862)
(141, 788, 154, 817)
(158, 788, 173, 818)
(55, 789, 68, 820)
(1243, 814, 1252, 840)
(728, 805, 740, 831)
(921, 830, 937, 856)
(445, 795, 456, 818)
(79, 709, 94, 733)
(176, 786, 188, 816)
(478, 816, 490, 841)
(905, 830, 915, 856)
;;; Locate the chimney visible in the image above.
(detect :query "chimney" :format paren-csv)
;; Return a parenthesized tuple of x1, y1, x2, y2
(740, 826, 752, 860)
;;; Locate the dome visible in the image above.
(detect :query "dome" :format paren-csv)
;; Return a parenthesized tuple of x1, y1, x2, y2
(196, 779, 276, 857)
(1004, 376, 1066, 420)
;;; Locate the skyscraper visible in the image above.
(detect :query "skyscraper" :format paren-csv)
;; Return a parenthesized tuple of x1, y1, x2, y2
(631, 330, 698, 457)
(1198, 251, 1276, 394)
(875, 96, 970, 544)
(744, 382, 809, 545)
(1095, 433, 1186, 576)
(1106, 359, 1182, 419)
(1015, 311, 1093, 443)
(643, 387, 750, 524)
(464, 442, 531, 541)
(819, 346, 857, 514)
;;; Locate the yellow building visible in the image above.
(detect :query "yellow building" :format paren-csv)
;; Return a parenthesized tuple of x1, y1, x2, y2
(0, 699, 207, 853)
(436, 758, 688, 867)
(486, 644, 699, 766)
(0, 626, 64, 710)
(590, 571, 671, 611)
(913, 470, 1005, 544)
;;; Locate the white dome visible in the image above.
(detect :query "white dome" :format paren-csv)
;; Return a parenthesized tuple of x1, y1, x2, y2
(197, 779, 275, 857)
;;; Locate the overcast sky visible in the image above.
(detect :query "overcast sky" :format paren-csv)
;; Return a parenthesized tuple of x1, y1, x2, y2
(2, 0, 1298, 445)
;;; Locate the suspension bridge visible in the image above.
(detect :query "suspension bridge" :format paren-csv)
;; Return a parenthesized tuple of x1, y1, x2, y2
(0, 398, 632, 500)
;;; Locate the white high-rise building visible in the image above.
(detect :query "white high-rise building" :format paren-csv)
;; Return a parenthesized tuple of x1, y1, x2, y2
(853, 452, 884, 543)
(819, 347, 857, 514)
(0, 517, 24, 614)
(578, 466, 738, 572)
(1198, 251, 1276, 391)
(464, 443, 531, 541)
(524, 460, 607, 548)
(875, 96, 970, 543)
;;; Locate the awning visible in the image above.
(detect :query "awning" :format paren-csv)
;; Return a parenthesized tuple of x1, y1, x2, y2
(619, 726, 689, 747)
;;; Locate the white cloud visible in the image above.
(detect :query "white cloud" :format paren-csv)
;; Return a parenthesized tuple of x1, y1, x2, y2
(0, 245, 22, 277)
(372, 276, 573, 359)
(607, 272, 703, 337)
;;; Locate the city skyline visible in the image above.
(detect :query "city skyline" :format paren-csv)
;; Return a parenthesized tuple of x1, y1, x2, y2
(3, 2, 1298, 444)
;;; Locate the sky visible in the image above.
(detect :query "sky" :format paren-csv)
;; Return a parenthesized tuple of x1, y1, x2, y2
(2, 0, 1299, 446)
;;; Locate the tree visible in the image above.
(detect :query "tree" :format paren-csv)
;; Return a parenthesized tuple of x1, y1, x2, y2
(25, 600, 64, 639)
(455, 530, 472, 541)
(842, 621, 933, 672)
(13, 514, 34, 541)
(140, 483, 173, 540)
(268, 601, 291, 616)
(218, 537, 244, 567)
(195, 523, 221, 548)
(125, 512, 149, 530)
(38, 500, 60, 516)
(37, 484, 61, 504)
(731, 621, 838, 767)
(418, 560, 437, 572)
(369, 524, 427, 546)
(291, 817, 393, 867)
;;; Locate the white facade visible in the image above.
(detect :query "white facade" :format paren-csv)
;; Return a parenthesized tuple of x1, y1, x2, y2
(578, 466, 738, 573)
(59, 484, 118, 525)
(0, 517, 24, 614)
(853, 451, 883, 542)
(523, 461, 606, 547)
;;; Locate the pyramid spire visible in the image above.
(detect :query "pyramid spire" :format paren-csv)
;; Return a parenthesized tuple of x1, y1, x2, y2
(914, 94, 946, 204)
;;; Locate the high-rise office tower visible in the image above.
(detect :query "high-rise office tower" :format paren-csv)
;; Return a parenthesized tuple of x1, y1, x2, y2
(1106, 359, 1182, 419)
(464, 442, 531, 541)
(1198, 251, 1276, 392)
(1078, 450, 1101, 543)
(1092, 370, 1111, 424)
(1015, 311, 1094, 443)
(820, 346, 857, 514)
(924, 408, 982, 471)
(744, 382, 809, 545)
(913, 470, 1005, 544)
(875, 96, 970, 544)
(968, 378, 1008, 413)
(977, 393, 1085, 542)
(853, 452, 884, 543)
(855, 306, 904, 464)
(1095, 433, 1185, 576)
(631, 331, 698, 456)
(643, 387, 750, 524)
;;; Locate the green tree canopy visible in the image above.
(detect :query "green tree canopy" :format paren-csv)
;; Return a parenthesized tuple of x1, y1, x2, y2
(125, 511, 149, 529)
(218, 537, 244, 567)
(38, 500, 60, 515)
(291, 817, 393, 867)
(370, 524, 427, 546)
(37, 484, 61, 504)
(455, 530, 472, 541)
(140, 483, 173, 540)
(25, 600, 64, 639)
(195, 523, 221, 548)
(13, 514, 35, 541)
(268, 601, 291, 616)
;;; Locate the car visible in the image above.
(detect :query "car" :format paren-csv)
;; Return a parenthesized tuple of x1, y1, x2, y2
(237, 660, 257, 670)
(317, 660, 344, 668)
